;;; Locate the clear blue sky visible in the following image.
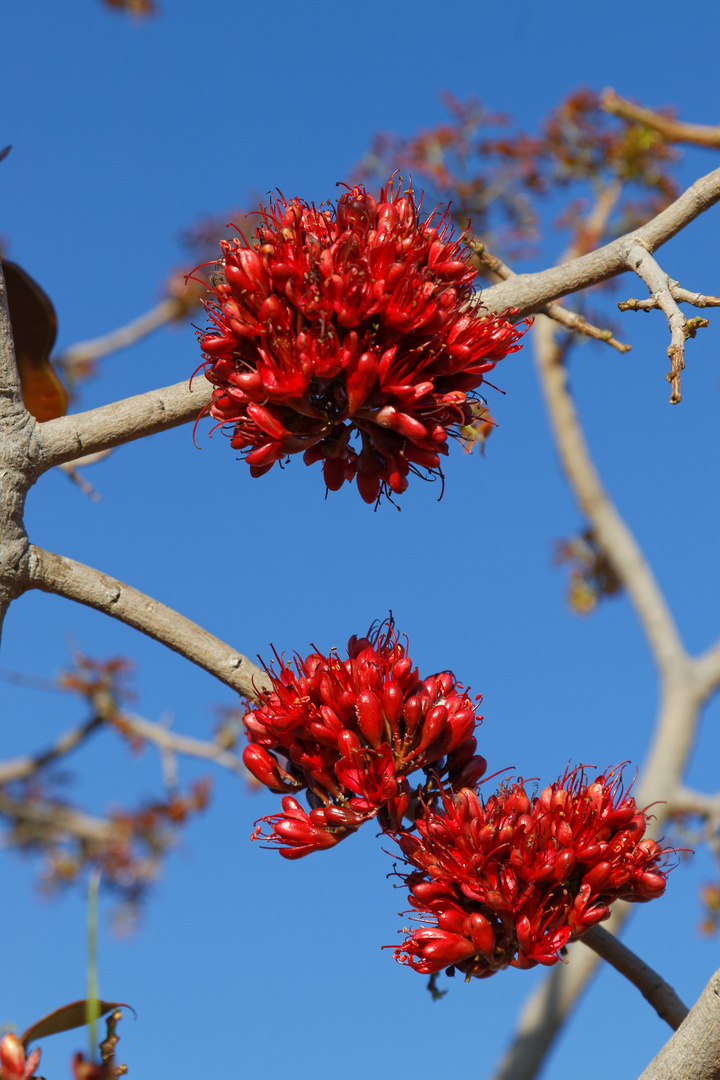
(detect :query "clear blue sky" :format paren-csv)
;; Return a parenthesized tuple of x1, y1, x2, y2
(2, 2, 720, 1077)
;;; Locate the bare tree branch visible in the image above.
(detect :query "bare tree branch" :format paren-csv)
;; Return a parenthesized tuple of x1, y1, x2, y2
(624, 241, 708, 402)
(490, 312, 715, 1080)
(695, 638, 720, 699)
(36, 378, 212, 472)
(638, 966, 720, 1080)
(472, 242, 631, 352)
(481, 165, 720, 318)
(0, 790, 119, 844)
(118, 710, 247, 777)
(25, 545, 270, 700)
(0, 715, 102, 784)
(55, 297, 189, 372)
(602, 88, 720, 150)
(532, 314, 685, 670)
(667, 786, 720, 820)
(619, 281, 720, 313)
(581, 925, 689, 1030)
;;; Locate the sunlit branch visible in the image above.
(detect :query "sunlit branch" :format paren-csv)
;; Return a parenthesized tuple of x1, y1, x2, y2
(532, 314, 685, 670)
(638, 966, 720, 1080)
(481, 165, 720, 318)
(36, 378, 212, 472)
(602, 88, 720, 150)
(581, 925, 689, 1030)
(472, 241, 631, 353)
(624, 242, 708, 403)
(25, 546, 270, 700)
(491, 311, 713, 1080)
(667, 786, 720, 820)
(118, 711, 247, 778)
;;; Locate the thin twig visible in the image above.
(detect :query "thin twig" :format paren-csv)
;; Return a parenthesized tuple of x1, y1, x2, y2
(602, 88, 720, 150)
(624, 241, 708, 402)
(55, 297, 188, 372)
(25, 545, 270, 700)
(481, 164, 720, 317)
(581, 925, 689, 1030)
(0, 716, 103, 784)
(118, 711, 247, 777)
(471, 241, 631, 353)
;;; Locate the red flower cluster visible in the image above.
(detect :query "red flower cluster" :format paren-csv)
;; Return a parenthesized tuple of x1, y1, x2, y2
(196, 177, 528, 502)
(244, 624, 485, 858)
(392, 768, 672, 978)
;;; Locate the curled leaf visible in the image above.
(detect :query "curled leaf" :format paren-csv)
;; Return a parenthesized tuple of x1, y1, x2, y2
(21, 1001, 133, 1048)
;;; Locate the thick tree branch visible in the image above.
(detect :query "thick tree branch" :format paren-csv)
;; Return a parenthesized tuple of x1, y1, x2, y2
(472, 242, 631, 352)
(36, 378, 212, 472)
(602, 88, 720, 150)
(638, 967, 720, 1080)
(481, 165, 720, 317)
(25, 546, 270, 700)
(581, 925, 689, 1030)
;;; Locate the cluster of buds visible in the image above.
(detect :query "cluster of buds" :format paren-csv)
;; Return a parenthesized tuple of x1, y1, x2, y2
(196, 176, 528, 502)
(244, 623, 486, 858)
(392, 767, 671, 978)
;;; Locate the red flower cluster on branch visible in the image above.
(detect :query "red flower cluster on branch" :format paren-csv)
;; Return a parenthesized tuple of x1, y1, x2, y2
(244, 624, 485, 858)
(196, 177, 528, 502)
(392, 768, 672, 978)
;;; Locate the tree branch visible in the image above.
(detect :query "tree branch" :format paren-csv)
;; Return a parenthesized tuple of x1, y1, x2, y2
(481, 165, 720, 317)
(25, 546, 270, 700)
(0, 716, 102, 784)
(55, 297, 188, 373)
(36, 378, 212, 472)
(581, 925, 689, 1030)
(490, 316, 711, 1080)
(531, 314, 685, 672)
(624, 241, 708, 402)
(117, 710, 247, 778)
(0, 790, 118, 844)
(638, 967, 720, 1080)
(472, 242, 631, 352)
(602, 88, 720, 150)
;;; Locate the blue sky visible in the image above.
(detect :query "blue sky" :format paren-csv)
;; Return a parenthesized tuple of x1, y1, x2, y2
(1, 2, 720, 1077)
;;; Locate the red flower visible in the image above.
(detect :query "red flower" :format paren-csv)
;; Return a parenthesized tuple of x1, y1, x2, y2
(391, 767, 673, 978)
(195, 177, 529, 502)
(244, 623, 486, 857)
(0, 1036, 40, 1080)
